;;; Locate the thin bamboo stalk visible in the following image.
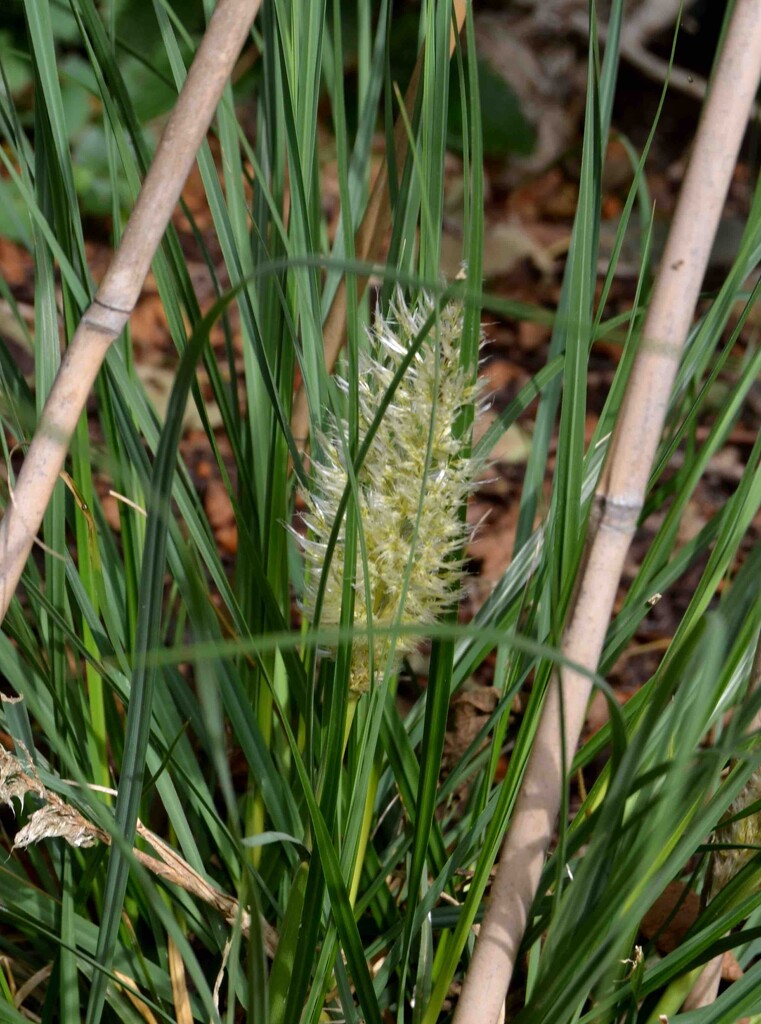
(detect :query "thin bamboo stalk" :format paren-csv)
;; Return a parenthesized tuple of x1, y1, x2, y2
(452, 3, 761, 1021)
(0, 0, 261, 620)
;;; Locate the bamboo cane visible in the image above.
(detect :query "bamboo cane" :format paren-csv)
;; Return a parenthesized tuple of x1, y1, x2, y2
(0, 0, 261, 621)
(452, 3, 761, 1021)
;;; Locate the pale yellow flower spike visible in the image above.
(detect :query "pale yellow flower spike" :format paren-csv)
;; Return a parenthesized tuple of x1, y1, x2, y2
(301, 289, 484, 696)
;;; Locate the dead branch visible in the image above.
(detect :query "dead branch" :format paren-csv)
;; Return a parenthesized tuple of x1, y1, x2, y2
(570, 3, 761, 122)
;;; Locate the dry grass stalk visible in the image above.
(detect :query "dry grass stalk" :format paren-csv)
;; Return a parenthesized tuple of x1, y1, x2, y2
(12, 963, 53, 1014)
(0, 0, 262, 622)
(680, 955, 725, 1013)
(112, 970, 161, 1024)
(453, 3, 761, 1021)
(167, 935, 194, 1024)
(0, 746, 277, 956)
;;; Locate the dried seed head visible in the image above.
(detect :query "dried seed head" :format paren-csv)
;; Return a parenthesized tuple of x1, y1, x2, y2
(14, 802, 99, 849)
(0, 747, 103, 850)
(300, 290, 484, 695)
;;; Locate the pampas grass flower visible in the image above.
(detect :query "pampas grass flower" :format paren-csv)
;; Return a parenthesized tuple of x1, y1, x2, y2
(300, 290, 484, 695)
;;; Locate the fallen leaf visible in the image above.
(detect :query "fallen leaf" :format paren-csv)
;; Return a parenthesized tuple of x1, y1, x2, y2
(722, 950, 743, 982)
(640, 881, 700, 955)
(216, 525, 238, 557)
(443, 686, 499, 766)
(205, 480, 234, 531)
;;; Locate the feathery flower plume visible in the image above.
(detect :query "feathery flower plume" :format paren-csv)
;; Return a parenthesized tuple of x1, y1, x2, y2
(300, 290, 484, 695)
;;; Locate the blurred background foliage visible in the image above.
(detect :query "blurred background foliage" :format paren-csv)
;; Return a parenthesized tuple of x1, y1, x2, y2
(0, 0, 535, 238)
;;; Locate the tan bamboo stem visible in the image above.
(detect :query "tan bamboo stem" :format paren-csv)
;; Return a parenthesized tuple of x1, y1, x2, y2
(680, 955, 724, 1013)
(0, 0, 261, 621)
(453, 3, 761, 1021)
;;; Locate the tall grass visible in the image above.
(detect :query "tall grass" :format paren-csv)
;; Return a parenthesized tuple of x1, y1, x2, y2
(0, 1, 759, 1023)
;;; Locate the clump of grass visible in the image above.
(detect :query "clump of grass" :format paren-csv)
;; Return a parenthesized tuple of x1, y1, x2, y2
(0, 2, 759, 1024)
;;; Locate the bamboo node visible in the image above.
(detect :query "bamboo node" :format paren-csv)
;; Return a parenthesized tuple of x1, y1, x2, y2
(81, 318, 120, 340)
(82, 295, 135, 338)
(92, 296, 134, 315)
(594, 494, 641, 535)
